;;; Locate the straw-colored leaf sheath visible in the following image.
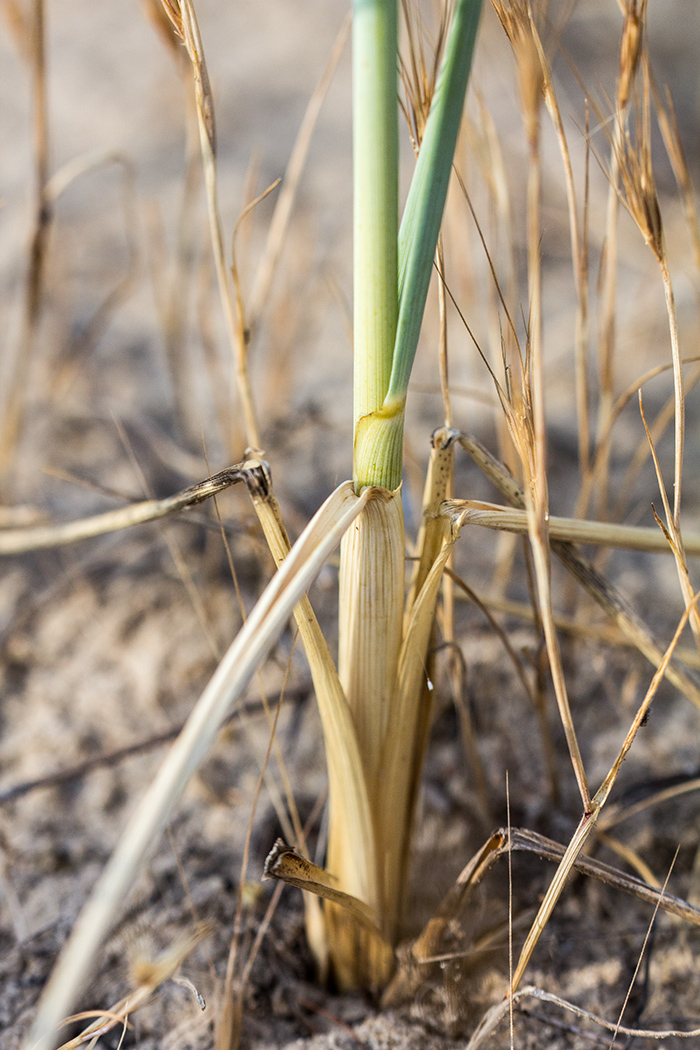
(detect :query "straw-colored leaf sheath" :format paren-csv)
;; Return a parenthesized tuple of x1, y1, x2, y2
(334, 485, 404, 986)
(24, 480, 370, 1050)
(246, 460, 380, 974)
(380, 427, 459, 926)
(328, 445, 468, 984)
(380, 508, 465, 928)
(339, 487, 404, 796)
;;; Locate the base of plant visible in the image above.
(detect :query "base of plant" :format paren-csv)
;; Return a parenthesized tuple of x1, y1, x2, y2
(325, 902, 395, 992)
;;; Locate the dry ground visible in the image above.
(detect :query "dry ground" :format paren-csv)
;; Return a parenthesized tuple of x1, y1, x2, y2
(1, 1, 700, 1048)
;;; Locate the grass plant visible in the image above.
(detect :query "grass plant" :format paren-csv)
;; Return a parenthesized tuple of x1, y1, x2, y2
(5, 1, 700, 1048)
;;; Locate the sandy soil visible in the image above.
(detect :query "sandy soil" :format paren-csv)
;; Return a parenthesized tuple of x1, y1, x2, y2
(1, 1, 700, 1048)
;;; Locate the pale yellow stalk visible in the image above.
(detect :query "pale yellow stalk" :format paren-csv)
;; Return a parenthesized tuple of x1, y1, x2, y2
(247, 462, 381, 977)
(334, 486, 405, 983)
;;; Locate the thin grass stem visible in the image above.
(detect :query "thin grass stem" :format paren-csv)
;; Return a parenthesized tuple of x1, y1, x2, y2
(351, 0, 399, 489)
(172, 0, 261, 452)
(0, 0, 51, 482)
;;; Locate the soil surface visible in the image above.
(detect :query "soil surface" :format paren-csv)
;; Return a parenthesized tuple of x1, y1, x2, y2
(1, 2, 700, 1048)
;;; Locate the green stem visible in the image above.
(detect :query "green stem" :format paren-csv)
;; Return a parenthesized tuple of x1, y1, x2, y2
(352, 0, 399, 490)
(352, 0, 483, 491)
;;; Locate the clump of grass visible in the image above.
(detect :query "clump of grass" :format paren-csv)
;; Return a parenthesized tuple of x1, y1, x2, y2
(10, 1, 700, 1048)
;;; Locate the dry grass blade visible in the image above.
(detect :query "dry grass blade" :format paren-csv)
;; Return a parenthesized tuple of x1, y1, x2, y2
(594, 593, 700, 807)
(23, 479, 370, 1050)
(0, 463, 254, 554)
(141, 0, 184, 57)
(55, 923, 212, 1050)
(654, 81, 700, 293)
(401, 427, 462, 799)
(511, 594, 698, 991)
(399, 0, 449, 152)
(449, 587, 620, 646)
(228, 180, 282, 443)
(216, 880, 284, 1050)
(382, 830, 506, 1007)
(556, 546, 700, 709)
(608, 26, 700, 654)
(43, 148, 135, 206)
(466, 984, 700, 1049)
(479, 382, 590, 806)
(578, 357, 700, 522)
(612, 25, 691, 604)
(537, 20, 589, 477)
(14, 148, 141, 399)
(594, 1, 646, 516)
(163, 0, 260, 450)
(333, 485, 405, 988)
(451, 585, 700, 670)
(447, 568, 535, 701)
(217, 655, 303, 1050)
(490, 1, 543, 155)
(611, 362, 700, 525)
(406, 426, 459, 610)
(638, 393, 700, 649)
(505, 829, 700, 927)
(444, 499, 700, 555)
(142, 0, 204, 442)
(510, 812, 598, 992)
(457, 432, 700, 708)
(596, 830, 660, 888)
(454, 5, 588, 807)
(619, 852, 678, 1050)
(387, 820, 700, 1011)
(175, 0, 215, 154)
(598, 774, 700, 833)
(263, 839, 387, 940)
(0, 0, 49, 480)
(523, 487, 590, 808)
(447, 563, 557, 801)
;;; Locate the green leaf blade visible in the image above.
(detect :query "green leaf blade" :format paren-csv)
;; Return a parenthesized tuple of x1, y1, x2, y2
(388, 0, 483, 404)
